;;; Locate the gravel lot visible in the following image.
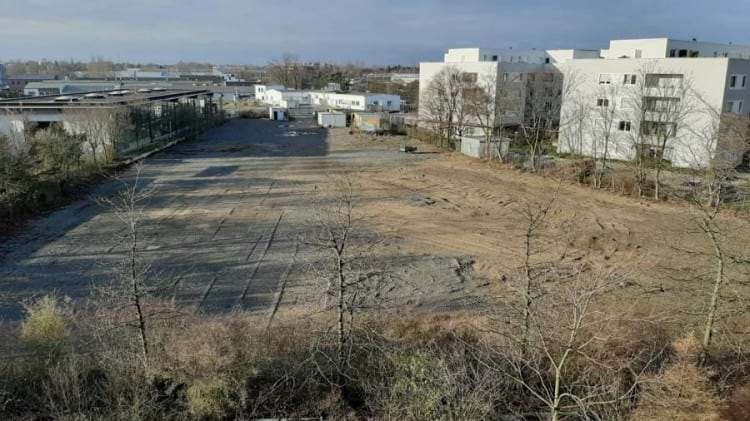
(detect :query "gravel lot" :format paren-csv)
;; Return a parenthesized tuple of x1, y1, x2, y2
(2, 117, 748, 324)
(0, 119, 484, 320)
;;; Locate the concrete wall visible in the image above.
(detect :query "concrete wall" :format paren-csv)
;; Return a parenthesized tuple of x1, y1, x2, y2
(603, 39, 670, 59)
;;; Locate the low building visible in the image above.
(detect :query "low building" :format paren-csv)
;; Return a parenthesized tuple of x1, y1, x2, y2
(114, 68, 180, 80)
(558, 38, 750, 168)
(309, 91, 401, 112)
(0, 88, 218, 155)
(256, 86, 402, 113)
(254, 84, 286, 103)
(7, 75, 57, 94)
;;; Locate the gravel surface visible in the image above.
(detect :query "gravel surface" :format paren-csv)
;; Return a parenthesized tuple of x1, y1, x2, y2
(0, 119, 485, 320)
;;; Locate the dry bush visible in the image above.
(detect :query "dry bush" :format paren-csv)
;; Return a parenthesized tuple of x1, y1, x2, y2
(632, 335, 726, 420)
(19, 294, 72, 359)
(722, 384, 750, 421)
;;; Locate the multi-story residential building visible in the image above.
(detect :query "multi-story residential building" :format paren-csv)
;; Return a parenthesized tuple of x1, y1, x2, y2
(418, 47, 599, 137)
(558, 38, 750, 168)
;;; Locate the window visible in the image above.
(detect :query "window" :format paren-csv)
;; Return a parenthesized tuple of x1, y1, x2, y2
(728, 100, 744, 114)
(669, 49, 676, 58)
(678, 49, 688, 57)
(387, 100, 392, 106)
(623, 74, 637, 85)
(645, 73, 684, 88)
(597, 98, 609, 107)
(545, 57, 550, 64)
(635, 49, 642, 58)
(462, 72, 478, 84)
(618, 121, 632, 131)
(492, 55, 498, 62)
(729, 74, 747, 89)
(598, 73, 612, 85)
(690, 50, 699, 57)
(502, 73, 510, 81)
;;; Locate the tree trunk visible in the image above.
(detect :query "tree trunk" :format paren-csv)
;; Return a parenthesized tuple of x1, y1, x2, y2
(336, 253, 346, 367)
(130, 223, 149, 372)
(701, 219, 725, 363)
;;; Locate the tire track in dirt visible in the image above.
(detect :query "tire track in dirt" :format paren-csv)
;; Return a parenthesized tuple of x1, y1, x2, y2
(240, 212, 284, 302)
(267, 242, 300, 327)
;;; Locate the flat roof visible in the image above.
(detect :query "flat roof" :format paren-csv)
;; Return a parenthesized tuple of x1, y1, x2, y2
(0, 88, 210, 110)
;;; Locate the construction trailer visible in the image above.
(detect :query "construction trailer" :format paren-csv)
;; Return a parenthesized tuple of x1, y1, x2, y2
(317, 111, 346, 128)
(351, 112, 386, 133)
(269, 107, 287, 121)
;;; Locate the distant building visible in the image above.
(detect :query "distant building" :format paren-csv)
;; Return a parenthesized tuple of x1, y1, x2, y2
(367, 73, 420, 84)
(114, 68, 180, 80)
(0, 64, 8, 90)
(0, 88, 218, 155)
(309, 91, 402, 112)
(7, 75, 57, 94)
(254, 83, 400, 112)
(254, 84, 286, 103)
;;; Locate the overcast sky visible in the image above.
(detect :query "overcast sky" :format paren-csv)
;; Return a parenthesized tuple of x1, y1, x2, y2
(1, 0, 748, 65)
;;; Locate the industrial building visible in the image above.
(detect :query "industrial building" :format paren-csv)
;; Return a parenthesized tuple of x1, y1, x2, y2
(6, 75, 57, 94)
(0, 88, 219, 156)
(113, 68, 180, 80)
(558, 38, 750, 168)
(254, 84, 401, 113)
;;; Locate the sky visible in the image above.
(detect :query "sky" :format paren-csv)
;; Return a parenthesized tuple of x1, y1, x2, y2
(1, 0, 749, 65)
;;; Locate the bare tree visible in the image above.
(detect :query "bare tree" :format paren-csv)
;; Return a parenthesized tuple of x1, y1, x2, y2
(466, 73, 523, 160)
(520, 70, 565, 172)
(301, 175, 389, 368)
(95, 164, 172, 373)
(624, 62, 696, 199)
(590, 83, 621, 188)
(268, 53, 304, 89)
(496, 268, 658, 421)
(681, 99, 750, 362)
(421, 66, 469, 149)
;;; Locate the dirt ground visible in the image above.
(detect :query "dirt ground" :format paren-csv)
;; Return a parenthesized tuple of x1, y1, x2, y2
(1, 118, 748, 325)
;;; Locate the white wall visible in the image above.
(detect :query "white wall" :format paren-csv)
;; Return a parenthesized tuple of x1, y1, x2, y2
(558, 58, 736, 168)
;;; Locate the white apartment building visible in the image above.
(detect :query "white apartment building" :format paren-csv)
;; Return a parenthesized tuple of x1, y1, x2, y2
(559, 38, 750, 168)
(419, 47, 600, 136)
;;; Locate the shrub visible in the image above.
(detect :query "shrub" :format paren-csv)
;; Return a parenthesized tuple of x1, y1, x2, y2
(187, 378, 237, 420)
(19, 294, 72, 359)
(631, 335, 726, 420)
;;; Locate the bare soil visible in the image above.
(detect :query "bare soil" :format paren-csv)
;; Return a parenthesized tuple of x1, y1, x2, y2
(1, 119, 748, 326)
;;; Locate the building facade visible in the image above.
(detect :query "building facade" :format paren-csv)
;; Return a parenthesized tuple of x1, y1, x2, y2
(418, 47, 599, 137)
(559, 38, 750, 168)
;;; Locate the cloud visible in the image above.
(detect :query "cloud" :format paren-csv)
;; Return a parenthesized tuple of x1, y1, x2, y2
(0, 0, 748, 64)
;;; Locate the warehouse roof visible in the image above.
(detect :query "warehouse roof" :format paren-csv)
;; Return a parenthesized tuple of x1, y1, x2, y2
(0, 88, 210, 110)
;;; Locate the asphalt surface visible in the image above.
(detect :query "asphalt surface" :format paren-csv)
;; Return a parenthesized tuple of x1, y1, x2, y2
(0, 119, 471, 320)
